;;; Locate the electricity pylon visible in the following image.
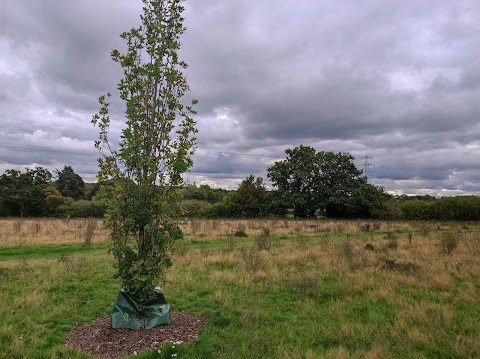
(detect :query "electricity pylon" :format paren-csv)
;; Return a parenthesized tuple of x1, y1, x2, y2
(361, 156, 375, 175)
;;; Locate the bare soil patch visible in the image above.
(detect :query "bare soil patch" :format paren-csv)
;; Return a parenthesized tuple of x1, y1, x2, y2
(65, 311, 205, 358)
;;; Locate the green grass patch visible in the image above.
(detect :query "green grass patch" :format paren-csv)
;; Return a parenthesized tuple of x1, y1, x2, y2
(1, 232, 480, 358)
(0, 242, 108, 261)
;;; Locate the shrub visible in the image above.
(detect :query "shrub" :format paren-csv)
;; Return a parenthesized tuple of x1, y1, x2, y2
(365, 243, 375, 251)
(431, 196, 480, 220)
(359, 223, 371, 232)
(440, 232, 459, 255)
(62, 200, 106, 218)
(383, 231, 394, 239)
(384, 237, 398, 251)
(420, 226, 430, 236)
(198, 202, 233, 218)
(181, 199, 212, 217)
(359, 223, 381, 231)
(402, 200, 433, 220)
(380, 258, 419, 273)
(255, 228, 271, 250)
(337, 239, 368, 270)
(239, 245, 264, 272)
(234, 224, 248, 237)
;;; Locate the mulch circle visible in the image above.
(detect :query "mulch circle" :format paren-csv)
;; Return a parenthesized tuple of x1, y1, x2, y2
(65, 311, 205, 358)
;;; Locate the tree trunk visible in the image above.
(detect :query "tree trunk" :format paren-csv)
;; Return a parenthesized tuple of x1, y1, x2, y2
(139, 225, 145, 258)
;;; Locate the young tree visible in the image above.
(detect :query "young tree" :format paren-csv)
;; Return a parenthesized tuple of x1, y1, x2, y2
(92, 0, 197, 311)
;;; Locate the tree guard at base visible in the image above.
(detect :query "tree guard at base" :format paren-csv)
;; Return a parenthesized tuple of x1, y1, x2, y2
(111, 288, 170, 330)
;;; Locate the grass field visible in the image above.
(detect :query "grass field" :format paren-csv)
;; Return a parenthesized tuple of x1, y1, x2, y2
(1, 218, 480, 358)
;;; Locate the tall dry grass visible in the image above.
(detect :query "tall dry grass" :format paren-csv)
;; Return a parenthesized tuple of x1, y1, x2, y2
(1, 218, 480, 357)
(170, 228, 480, 288)
(179, 218, 480, 238)
(1, 217, 480, 246)
(0, 218, 108, 246)
(166, 228, 480, 358)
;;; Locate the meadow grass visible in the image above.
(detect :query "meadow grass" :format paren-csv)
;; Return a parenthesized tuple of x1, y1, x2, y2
(2, 217, 480, 246)
(0, 218, 108, 246)
(1, 219, 480, 358)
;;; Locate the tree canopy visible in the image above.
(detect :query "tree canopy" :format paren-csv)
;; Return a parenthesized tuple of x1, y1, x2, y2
(231, 175, 267, 217)
(0, 167, 52, 217)
(267, 145, 385, 218)
(55, 166, 85, 200)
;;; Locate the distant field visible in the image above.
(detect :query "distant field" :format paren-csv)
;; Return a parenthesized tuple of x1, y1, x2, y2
(0, 218, 108, 246)
(2, 217, 480, 245)
(1, 218, 480, 358)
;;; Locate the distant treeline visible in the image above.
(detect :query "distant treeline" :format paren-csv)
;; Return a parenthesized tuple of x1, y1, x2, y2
(0, 146, 480, 221)
(0, 166, 104, 218)
(0, 167, 480, 221)
(385, 195, 480, 221)
(180, 184, 480, 221)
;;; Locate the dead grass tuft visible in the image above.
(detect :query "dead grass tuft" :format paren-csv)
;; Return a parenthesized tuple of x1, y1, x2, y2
(439, 231, 459, 255)
(282, 272, 318, 296)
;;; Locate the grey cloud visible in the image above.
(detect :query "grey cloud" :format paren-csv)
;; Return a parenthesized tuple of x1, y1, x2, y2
(458, 62, 480, 90)
(2, 0, 134, 112)
(1, 0, 480, 195)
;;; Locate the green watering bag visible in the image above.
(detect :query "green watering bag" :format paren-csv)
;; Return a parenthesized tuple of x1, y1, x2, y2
(111, 288, 170, 329)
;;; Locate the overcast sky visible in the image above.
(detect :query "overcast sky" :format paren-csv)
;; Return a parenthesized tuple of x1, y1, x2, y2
(1, 0, 480, 196)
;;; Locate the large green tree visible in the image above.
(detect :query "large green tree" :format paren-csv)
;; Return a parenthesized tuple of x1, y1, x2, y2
(267, 145, 385, 218)
(230, 175, 267, 217)
(0, 167, 52, 217)
(55, 166, 85, 200)
(92, 0, 197, 302)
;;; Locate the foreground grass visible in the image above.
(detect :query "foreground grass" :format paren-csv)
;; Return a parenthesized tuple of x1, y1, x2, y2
(0, 255, 118, 358)
(1, 222, 480, 358)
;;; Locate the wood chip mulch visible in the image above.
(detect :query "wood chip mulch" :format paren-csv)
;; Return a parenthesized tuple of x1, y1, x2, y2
(65, 311, 205, 358)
